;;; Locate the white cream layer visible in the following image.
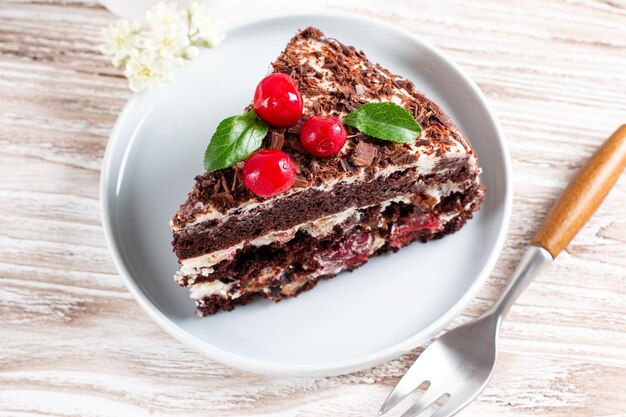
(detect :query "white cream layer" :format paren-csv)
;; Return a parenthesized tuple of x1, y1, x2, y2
(190, 280, 235, 300)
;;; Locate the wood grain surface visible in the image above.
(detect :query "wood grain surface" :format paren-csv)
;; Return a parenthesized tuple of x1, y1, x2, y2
(1, 1, 625, 416)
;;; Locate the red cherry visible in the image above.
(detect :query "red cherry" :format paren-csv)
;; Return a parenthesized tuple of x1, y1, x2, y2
(329, 232, 371, 264)
(390, 213, 441, 247)
(299, 116, 347, 158)
(253, 73, 303, 127)
(242, 150, 296, 198)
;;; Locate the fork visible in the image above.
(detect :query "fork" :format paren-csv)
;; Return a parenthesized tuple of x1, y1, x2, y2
(379, 125, 626, 417)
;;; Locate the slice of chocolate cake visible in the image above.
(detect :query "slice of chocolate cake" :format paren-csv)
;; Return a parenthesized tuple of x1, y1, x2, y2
(171, 27, 486, 316)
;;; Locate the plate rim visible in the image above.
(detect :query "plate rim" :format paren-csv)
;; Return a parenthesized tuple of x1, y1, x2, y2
(100, 11, 513, 377)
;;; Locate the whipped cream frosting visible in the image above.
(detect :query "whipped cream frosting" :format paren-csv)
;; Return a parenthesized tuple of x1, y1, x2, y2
(189, 280, 235, 300)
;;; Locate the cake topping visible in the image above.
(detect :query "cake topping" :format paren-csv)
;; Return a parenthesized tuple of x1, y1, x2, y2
(350, 141, 378, 167)
(268, 131, 285, 150)
(178, 26, 473, 228)
(242, 149, 296, 198)
(299, 116, 347, 158)
(253, 73, 303, 127)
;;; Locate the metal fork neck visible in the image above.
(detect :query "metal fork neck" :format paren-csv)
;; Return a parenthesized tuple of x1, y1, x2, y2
(488, 245, 553, 319)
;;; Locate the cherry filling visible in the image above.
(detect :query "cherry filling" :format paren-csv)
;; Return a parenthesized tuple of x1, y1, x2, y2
(328, 231, 371, 264)
(390, 212, 441, 247)
(313, 231, 373, 274)
(315, 212, 441, 271)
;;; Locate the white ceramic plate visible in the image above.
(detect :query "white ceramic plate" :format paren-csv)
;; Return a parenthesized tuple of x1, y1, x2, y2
(101, 13, 512, 377)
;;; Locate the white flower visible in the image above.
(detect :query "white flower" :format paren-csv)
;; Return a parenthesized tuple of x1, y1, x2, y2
(124, 49, 172, 92)
(146, 2, 187, 34)
(181, 46, 199, 60)
(145, 27, 190, 59)
(188, 2, 224, 48)
(100, 19, 141, 67)
(99, 1, 224, 92)
(170, 46, 197, 66)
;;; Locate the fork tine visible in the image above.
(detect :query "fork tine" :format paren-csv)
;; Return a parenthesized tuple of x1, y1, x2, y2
(378, 359, 431, 415)
(399, 387, 443, 417)
(428, 400, 459, 417)
(428, 396, 464, 417)
(429, 388, 480, 417)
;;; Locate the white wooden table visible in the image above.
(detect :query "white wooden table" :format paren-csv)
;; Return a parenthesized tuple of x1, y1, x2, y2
(1, 1, 625, 416)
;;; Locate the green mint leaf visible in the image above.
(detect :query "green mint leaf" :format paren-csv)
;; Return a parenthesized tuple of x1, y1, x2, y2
(203, 109, 269, 172)
(344, 102, 422, 143)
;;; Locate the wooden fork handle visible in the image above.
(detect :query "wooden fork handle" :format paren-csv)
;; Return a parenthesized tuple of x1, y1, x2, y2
(532, 125, 626, 258)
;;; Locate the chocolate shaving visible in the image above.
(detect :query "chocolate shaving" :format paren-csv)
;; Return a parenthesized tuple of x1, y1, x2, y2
(300, 27, 324, 39)
(286, 138, 307, 154)
(300, 165, 313, 180)
(292, 158, 302, 174)
(388, 148, 417, 165)
(268, 131, 285, 150)
(342, 102, 356, 112)
(350, 141, 378, 167)
(309, 160, 320, 174)
(355, 84, 367, 96)
(287, 119, 305, 134)
(340, 159, 356, 172)
(341, 44, 354, 56)
(315, 163, 340, 183)
(220, 174, 229, 193)
(231, 170, 238, 192)
(210, 192, 235, 208)
(292, 175, 308, 188)
(212, 180, 221, 194)
(337, 85, 353, 99)
(322, 59, 337, 69)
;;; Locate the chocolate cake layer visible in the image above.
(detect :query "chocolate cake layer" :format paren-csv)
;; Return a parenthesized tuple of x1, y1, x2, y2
(190, 184, 483, 316)
(173, 154, 473, 259)
(181, 179, 483, 289)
